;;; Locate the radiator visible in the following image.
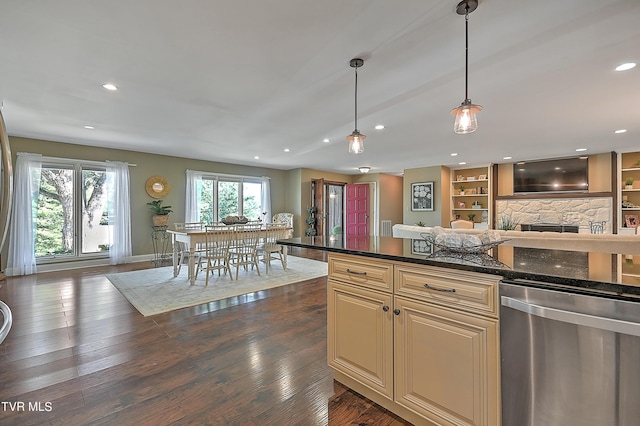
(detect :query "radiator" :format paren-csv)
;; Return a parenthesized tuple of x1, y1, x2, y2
(381, 220, 392, 237)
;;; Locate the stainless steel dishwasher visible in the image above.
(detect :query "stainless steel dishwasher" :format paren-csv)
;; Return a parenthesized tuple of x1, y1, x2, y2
(500, 280, 640, 426)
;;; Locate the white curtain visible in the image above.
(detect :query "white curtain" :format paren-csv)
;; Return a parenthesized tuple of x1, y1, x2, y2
(185, 170, 203, 223)
(261, 176, 271, 222)
(6, 153, 42, 276)
(106, 161, 132, 265)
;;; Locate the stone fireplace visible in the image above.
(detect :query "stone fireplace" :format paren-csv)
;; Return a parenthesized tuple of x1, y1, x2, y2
(496, 197, 613, 233)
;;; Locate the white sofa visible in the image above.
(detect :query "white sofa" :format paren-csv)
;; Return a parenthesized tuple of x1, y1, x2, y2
(393, 224, 640, 254)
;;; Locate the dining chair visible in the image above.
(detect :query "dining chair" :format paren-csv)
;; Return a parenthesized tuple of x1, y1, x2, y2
(258, 222, 288, 273)
(450, 219, 474, 229)
(272, 212, 294, 237)
(196, 225, 234, 285)
(229, 223, 262, 277)
(173, 222, 205, 274)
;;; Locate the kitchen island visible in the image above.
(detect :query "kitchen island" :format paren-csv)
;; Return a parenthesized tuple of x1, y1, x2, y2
(278, 235, 640, 426)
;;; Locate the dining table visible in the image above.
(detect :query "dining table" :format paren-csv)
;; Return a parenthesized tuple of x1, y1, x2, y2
(167, 226, 291, 285)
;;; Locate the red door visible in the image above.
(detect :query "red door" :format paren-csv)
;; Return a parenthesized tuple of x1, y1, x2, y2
(345, 183, 369, 237)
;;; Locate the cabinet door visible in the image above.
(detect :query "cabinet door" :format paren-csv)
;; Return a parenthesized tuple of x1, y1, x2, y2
(327, 279, 394, 399)
(394, 297, 500, 426)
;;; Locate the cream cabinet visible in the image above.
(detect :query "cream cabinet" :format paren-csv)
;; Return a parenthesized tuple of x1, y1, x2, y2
(394, 297, 499, 426)
(327, 280, 393, 399)
(327, 253, 501, 426)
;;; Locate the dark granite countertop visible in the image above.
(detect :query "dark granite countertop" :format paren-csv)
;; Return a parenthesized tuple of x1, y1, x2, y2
(279, 236, 640, 301)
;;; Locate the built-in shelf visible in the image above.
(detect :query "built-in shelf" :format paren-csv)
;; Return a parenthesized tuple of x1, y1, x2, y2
(451, 166, 491, 227)
(452, 179, 489, 184)
(620, 152, 640, 234)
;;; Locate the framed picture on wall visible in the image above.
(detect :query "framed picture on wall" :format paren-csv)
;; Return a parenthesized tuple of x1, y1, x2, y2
(411, 182, 434, 211)
(625, 214, 639, 228)
(411, 239, 433, 255)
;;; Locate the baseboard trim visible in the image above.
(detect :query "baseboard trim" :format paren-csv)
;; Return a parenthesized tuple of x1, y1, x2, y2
(35, 254, 155, 274)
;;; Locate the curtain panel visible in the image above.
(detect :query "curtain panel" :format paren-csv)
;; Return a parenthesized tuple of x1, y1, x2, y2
(6, 153, 42, 276)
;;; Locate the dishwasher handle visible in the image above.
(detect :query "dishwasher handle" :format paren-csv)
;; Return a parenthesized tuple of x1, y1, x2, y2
(501, 296, 640, 337)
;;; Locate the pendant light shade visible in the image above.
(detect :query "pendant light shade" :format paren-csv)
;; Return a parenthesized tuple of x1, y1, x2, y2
(347, 131, 365, 154)
(347, 58, 365, 154)
(452, 100, 482, 134)
(451, 0, 482, 134)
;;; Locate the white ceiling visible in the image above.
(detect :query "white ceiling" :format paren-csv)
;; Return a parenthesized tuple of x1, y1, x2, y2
(1, 0, 639, 175)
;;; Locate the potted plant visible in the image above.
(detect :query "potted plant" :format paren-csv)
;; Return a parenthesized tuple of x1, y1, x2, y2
(467, 213, 476, 222)
(625, 177, 634, 190)
(458, 185, 466, 196)
(146, 199, 173, 226)
(497, 214, 519, 230)
(472, 201, 482, 209)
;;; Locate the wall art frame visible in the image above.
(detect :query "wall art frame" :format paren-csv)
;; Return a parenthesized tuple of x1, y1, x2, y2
(411, 181, 434, 211)
(625, 214, 639, 228)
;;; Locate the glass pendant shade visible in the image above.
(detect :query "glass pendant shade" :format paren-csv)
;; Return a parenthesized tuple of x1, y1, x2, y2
(347, 130, 365, 154)
(451, 101, 482, 134)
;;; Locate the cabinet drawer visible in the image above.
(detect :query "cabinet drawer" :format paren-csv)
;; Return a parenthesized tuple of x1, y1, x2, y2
(395, 264, 499, 317)
(328, 253, 393, 292)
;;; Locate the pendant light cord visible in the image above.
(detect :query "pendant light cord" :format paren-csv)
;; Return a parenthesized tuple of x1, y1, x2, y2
(464, 4, 470, 102)
(354, 66, 359, 131)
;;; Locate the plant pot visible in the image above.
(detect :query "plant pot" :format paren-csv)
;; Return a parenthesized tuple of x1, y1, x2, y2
(626, 185, 633, 190)
(459, 191, 465, 196)
(152, 215, 169, 226)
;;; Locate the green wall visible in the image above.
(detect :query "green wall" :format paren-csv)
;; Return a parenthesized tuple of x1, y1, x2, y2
(403, 165, 447, 226)
(6, 136, 293, 259)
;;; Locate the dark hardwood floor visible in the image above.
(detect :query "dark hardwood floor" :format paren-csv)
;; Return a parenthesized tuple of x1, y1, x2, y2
(0, 248, 412, 425)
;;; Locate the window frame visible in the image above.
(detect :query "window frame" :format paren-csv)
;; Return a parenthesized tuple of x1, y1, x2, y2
(36, 159, 111, 264)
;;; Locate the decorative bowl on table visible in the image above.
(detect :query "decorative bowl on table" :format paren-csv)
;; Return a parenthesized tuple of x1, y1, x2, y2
(221, 215, 249, 225)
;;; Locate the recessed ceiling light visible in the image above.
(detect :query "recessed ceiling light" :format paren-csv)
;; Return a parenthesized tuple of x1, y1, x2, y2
(616, 62, 636, 71)
(615, 129, 627, 134)
(576, 148, 587, 152)
(374, 124, 385, 130)
(451, 153, 458, 156)
(323, 138, 330, 143)
(83, 125, 95, 130)
(458, 161, 467, 165)
(283, 148, 290, 152)
(254, 156, 259, 160)
(102, 83, 118, 91)
(503, 156, 512, 160)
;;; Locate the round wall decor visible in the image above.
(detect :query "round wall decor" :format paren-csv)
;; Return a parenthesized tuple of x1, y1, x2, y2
(145, 176, 170, 198)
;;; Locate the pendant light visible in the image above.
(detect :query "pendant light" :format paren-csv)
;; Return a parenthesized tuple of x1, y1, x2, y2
(451, 0, 482, 134)
(347, 58, 365, 154)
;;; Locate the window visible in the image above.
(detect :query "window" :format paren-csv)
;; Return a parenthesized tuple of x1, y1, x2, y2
(200, 178, 264, 222)
(187, 171, 270, 224)
(36, 161, 113, 260)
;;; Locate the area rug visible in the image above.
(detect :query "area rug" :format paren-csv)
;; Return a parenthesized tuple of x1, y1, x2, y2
(106, 256, 327, 316)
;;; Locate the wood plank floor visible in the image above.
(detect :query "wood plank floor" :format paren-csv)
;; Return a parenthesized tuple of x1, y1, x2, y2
(0, 248, 412, 425)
